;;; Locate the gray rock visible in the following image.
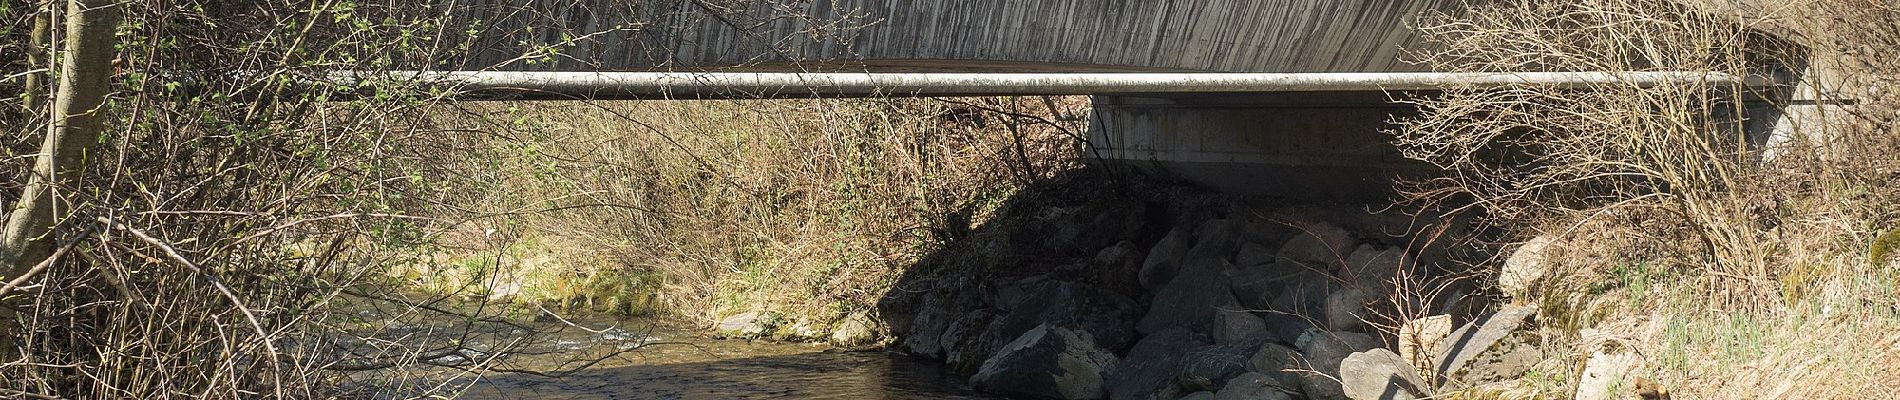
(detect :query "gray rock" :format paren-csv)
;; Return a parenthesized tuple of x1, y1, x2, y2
(1432, 306, 1543, 391)
(1340, 349, 1427, 400)
(829, 311, 877, 346)
(1213, 308, 1268, 345)
(1178, 392, 1216, 400)
(1275, 222, 1356, 267)
(715, 311, 777, 338)
(1245, 343, 1307, 390)
(1139, 258, 1239, 336)
(1235, 242, 1278, 270)
(1258, 313, 1316, 347)
(1141, 225, 1197, 290)
(1296, 329, 1383, 400)
(1498, 236, 1556, 299)
(1270, 273, 1334, 318)
(1182, 219, 1244, 264)
(1108, 328, 1209, 400)
(969, 281, 1142, 374)
(942, 309, 1000, 372)
(1227, 260, 1307, 312)
(1342, 244, 1409, 291)
(1574, 351, 1641, 400)
(1093, 241, 1147, 297)
(1177, 341, 1261, 392)
(995, 276, 1052, 313)
(902, 294, 955, 357)
(1215, 372, 1295, 400)
(972, 324, 1120, 400)
(1324, 288, 1373, 332)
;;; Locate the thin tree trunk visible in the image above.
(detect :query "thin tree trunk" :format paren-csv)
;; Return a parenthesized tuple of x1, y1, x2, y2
(0, 0, 120, 358)
(23, 0, 52, 112)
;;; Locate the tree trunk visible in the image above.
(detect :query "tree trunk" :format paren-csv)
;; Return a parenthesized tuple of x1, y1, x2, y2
(23, 0, 52, 112)
(1, 0, 119, 329)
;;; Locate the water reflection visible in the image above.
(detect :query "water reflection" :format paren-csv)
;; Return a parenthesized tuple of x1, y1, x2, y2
(468, 348, 997, 399)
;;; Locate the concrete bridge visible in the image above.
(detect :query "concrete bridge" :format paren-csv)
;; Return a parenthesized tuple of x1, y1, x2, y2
(424, 0, 1803, 200)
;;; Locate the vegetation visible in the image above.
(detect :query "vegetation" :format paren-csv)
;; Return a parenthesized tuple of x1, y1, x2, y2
(1392, 0, 1900, 396)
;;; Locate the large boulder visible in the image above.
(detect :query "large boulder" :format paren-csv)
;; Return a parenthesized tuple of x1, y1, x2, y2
(1275, 222, 1356, 267)
(901, 293, 957, 357)
(1431, 306, 1543, 391)
(1234, 242, 1278, 270)
(829, 311, 878, 346)
(1296, 329, 1383, 400)
(1497, 236, 1557, 299)
(1182, 219, 1244, 265)
(942, 308, 1000, 373)
(714, 310, 778, 338)
(1108, 328, 1209, 400)
(970, 281, 1142, 371)
(972, 324, 1120, 399)
(1214, 372, 1296, 400)
(1245, 343, 1307, 390)
(1340, 349, 1428, 400)
(1139, 258, 1239, 336)
(1213, 308, 1268, 345)
(1227, 259, 1313, 312)
(1177, 340, 1261, 392)
(1396, 315, 1453, 375)
(1141, 225, 1197, 290)
(1574, 351, 1641, 400)
(1342, 244, 1409, 291)
(1324, 288, 1374, 333)
(1090, 241, 1147, 298)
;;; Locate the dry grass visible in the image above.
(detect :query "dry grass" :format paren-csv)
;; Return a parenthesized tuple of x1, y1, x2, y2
(1395, 0, 1900, 397)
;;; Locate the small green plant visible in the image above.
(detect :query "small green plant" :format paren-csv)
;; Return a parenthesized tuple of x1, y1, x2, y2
(1872, 229, 1899, 268)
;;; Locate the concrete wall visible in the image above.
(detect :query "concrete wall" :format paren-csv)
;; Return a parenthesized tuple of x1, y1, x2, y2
(1087, 93, 1435, 201)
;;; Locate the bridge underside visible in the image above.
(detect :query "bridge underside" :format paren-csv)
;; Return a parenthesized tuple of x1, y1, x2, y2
(435, 0, 1805, 201)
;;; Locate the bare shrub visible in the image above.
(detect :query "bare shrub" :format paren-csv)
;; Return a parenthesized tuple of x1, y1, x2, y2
(1396, 0, 1811, 299)
(417, 96, 1084, 325)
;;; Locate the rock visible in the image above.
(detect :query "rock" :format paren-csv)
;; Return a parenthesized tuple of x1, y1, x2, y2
(941, 309, 1000, 372)
(1432, 306, 1543, 391)
(1245, 343, 1307, 390)
(995, 276, 1053, 313)
(1227, 260, 1309, 312)
(968, 281, 1141, 374)
(1092, 241, 1148, 297)
(1340, 349, 1428, 400)
(1343, 244, 1409, 291)
(1182, 219, 1244, 264)
(1141, 225, 1197, 290)
(971, 324, 1120, 400)
(1270, 273, 1333, 319)
(1574, 351, 1641, 400)
(1108, 327, 1209, 400)
(901, 294, 956, 357)
(989, 281, 1142, 351)
(1397, 315, 1453, 375)
(715, 311, 777, 338)
(1324, 288, 1374, 332)
(1276, 222, 1356, 267)
(1498, 236, 1556, 299)
(1139, 258, 1239, 336)
(830, 311, 877, 346)
(1258, 313, 1316, 347)
(1177, 341, 1257, 392)
(1178, 392, 1216, 400)
(1213, 308, 1268, 345)
(781, 319, 822, 340)
(1297, 329, 1383, 400)
(1215, 372, 1295, 400)
(1235, 242, 1277, 269)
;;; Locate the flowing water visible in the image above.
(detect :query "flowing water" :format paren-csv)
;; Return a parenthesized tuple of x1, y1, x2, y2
(451, 316, 998, 399)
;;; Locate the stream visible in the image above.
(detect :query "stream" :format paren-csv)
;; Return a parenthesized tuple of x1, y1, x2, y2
(450, 316, 999, 399)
